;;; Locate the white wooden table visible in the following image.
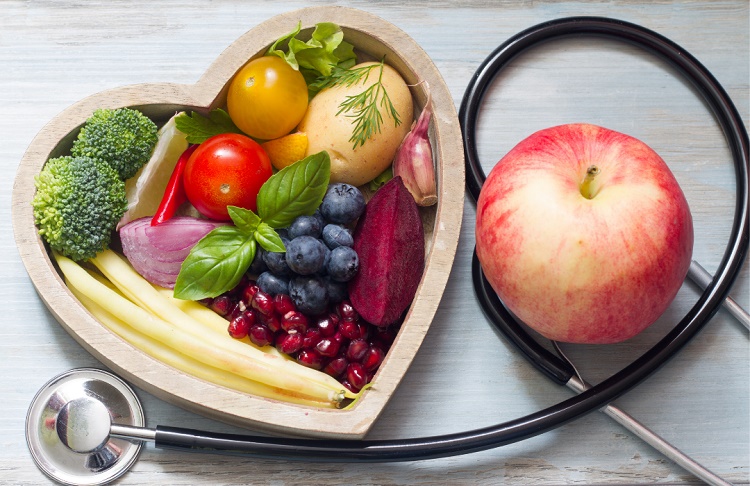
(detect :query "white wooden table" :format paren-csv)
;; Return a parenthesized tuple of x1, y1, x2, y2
(2, 1, 748, 484)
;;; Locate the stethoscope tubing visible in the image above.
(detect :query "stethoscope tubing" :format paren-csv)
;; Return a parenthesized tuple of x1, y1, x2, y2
(146, 16, 748, 463)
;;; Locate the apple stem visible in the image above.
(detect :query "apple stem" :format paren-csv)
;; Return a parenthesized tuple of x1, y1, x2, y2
(580, 165, 600, 199)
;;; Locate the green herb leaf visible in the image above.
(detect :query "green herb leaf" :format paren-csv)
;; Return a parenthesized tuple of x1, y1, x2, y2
(173, 226, 255, 300)
(368, 167, 393, 191)
(257, 152, 331, 228)
(227, 206, 261, 235)
(267, 22, 356, 78)
(255, 222, 286, 252)
(174, 109, 244, 144)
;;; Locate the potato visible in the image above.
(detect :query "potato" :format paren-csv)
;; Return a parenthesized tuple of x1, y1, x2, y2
(298, 62, 413, 187)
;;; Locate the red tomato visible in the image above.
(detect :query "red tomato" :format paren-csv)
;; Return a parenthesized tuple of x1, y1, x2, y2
(183, 133, 272, 220)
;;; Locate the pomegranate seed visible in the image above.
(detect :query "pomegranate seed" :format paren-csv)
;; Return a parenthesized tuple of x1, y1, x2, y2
(346, 363, 368, 391)
(241, 282, 259, 303)
(359, 323, 371, 341)
(227, 301, 245, 321)
(276, 332, 304, 355)
(241, 309, 257, 327)
(281, 311, 309, 334)
(258, 312, 281, 333)
(251, 290, 274, 315)
(316, 337, 341, 357)
(341, 380, 358, 393)
(234, 276, 251, 295)
(323, 356, 348, 378)
(302, 328, 323, 349)
(296, 349, 324, 370)
(248, 324, 274, 347)
(339, 319, 361, 340)
(209, 295, 234, 317)
(374, 326, 397, 345)
(332, 331, 346, 344)
(362, 346, 385, 372)
(336, 300, 357, 320)
(274, 294, 296, 315)
(227, 314, 251, 339)
(316, 315, 338, 337)
(346, 339, 369, 362)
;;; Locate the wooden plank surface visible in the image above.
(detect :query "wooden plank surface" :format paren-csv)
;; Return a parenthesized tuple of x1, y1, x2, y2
(1, 1, 747, 484)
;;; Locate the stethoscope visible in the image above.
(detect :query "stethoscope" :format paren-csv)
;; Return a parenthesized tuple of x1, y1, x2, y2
(26, 17, 749, 486)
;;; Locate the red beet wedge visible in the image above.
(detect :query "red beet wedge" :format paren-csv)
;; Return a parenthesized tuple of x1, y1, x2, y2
(348, 176, 425, 326)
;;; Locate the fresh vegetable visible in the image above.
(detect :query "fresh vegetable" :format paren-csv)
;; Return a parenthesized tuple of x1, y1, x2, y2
(298, 61, 413, 187)
(174, 152, 331, 301)
(120, 216, 226, 288)
(266, 21, 356, 91)
(72, 108, 158, 180)
(227, 56, 309, 140)
(70, 281, 328, 406)
(56, 250, 352, 405)
(392, 84, 437, 206)
(348, 176, 425, 326)
(118, 114, 190, 229)
(183, 133, 272, 220)
(32, 155, 128, 261)
(174, 109, 244, 144)
(151, 145, 197, 225)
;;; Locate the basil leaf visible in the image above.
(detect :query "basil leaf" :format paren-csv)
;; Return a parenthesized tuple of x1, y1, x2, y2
(174, 109, 243, 144)
(173, 226, 255, 300)
(257, 152, 330, 228)
(255, 223, 286, 252)
(228, 206, 261, 235)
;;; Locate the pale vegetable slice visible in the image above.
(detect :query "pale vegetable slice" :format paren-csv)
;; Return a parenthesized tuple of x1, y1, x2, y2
(117, 113, 190, 229)
(154, 286, 292, 360)
(88, 249, 354, 398)
(70, 285, 334, 408)
(56, 251, 349, 404)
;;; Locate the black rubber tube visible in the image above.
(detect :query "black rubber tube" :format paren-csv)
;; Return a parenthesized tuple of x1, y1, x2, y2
(153, 17, 748, 462)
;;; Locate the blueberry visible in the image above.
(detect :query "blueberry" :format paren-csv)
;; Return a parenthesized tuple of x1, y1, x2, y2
(262, 237, 291, 276)
(320, 183, 366, 224)
(276, 227, 291, 240)
(325, 276, 348, 303)
(285, 236, 327, 275)
(248, 247, 268, 276)
(256, 272, 289, 296)
(312, 209, 326, 229)
(326, 246, 359, 282)
(322, 224, 354, 249)
(320, 244, 331, 274)
(289, 276, 329, 315)
(289, 215, 323, 239)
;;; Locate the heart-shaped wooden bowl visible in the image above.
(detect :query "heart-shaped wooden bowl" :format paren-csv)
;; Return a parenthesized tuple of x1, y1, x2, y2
(12, 6, 464, 439)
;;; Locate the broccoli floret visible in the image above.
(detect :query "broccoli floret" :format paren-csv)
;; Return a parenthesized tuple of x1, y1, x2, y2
(33, 155, 128, 261)
(71, 107, 158, 180)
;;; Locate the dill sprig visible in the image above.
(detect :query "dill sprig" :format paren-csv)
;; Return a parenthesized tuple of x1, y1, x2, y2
(322, 61, 402, 149)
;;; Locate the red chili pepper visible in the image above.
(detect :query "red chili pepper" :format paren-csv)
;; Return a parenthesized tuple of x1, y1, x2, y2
(151, 144, 198, 226)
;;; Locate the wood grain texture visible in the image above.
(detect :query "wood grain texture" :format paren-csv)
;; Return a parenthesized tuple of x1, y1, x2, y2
(1, 0, 747, 484)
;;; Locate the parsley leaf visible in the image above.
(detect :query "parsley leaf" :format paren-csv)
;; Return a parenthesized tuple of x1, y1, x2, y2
(174, 109, 244, 144)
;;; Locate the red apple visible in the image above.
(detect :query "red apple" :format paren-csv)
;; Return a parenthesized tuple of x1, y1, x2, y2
(475, 124, 693, 344)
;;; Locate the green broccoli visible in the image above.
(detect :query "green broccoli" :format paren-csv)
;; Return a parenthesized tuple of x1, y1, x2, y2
(71, 107, 158, 180)
(32, 155, 128, 261)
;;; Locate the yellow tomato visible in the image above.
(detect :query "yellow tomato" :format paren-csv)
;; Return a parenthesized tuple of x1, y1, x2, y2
(227, 56, 309, 140)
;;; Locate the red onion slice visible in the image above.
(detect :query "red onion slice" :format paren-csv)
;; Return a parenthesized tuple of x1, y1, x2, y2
(120, 216, 227, 288)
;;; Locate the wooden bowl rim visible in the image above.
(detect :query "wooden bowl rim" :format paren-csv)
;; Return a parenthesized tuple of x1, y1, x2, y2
(11, 5, 464, 439)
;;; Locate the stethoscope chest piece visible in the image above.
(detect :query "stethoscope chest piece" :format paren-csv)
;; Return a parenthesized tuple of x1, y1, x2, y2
(26, 368, 145, 486)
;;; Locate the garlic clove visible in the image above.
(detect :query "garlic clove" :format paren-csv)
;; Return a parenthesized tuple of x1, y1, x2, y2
(392, 84, 437, 206)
